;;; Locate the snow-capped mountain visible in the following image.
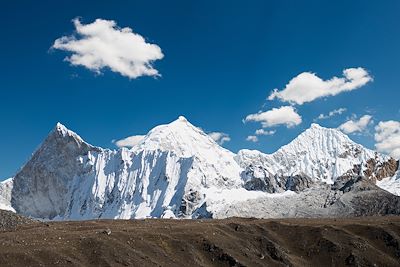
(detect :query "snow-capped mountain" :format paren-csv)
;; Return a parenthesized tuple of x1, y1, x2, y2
(8, 117, 243, 220)
(0, 117, 399, 220)
(236, 123, 398, 193)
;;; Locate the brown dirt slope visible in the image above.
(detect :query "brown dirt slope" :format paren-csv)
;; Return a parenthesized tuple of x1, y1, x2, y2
(0, 210, 37, 231)
(0, 216, 400, 266)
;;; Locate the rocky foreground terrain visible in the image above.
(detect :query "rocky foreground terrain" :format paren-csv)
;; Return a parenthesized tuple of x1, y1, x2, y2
(0, 212, 399, 266)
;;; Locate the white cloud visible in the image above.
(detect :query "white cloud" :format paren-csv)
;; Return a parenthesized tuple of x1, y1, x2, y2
(375, 120, 400, 159)
(338, 115, 372, 134)
(268, 68, 372, 105)
(245, 106, 302, 128)
(255, 129, 276, 136)
(246, 135, 258, 142)
(113, 135, 145, 148)
(316, 108, 347, 121)
(52, 18, 164, 79)
(208, 132, 231, 145)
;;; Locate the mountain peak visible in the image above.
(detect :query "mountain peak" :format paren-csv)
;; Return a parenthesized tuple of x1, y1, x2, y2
(161, 116, 199, 132)
(310, 123, 322, 129)
(56, 122, 65, 128)
(52, 122, 79, 138)
(177, 115, 188, 122)
(137, 117, 232, 158)
(54, 122, 69, 135)
(284, 122, 354, 153)
(166, 116, 193, 128)
(47, 122, 97, 151)
(302, 122, 350, 140)
(268, 121, 385, 184)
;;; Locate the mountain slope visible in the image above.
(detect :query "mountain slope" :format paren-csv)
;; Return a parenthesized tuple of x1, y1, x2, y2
(377, 170, 400, 196)
(1, 217, 400, 267)
(2, 118, 400, 220)
(215, 177, 400, 218)
(10, 118, 243, 220)
(0, 178, 14, 212)
(236, 123, 398, 193)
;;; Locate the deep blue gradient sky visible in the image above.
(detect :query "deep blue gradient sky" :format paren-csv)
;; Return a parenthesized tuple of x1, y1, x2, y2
(1, 0, 400, 179)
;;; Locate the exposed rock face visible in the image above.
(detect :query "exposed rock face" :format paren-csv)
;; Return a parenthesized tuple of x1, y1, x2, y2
(284, 174, 315, 192)
(337, 178, 400, 216)
(213, 178, 400, 218)
(364, 158, 399, 182)
(179, 190, 205, 216)
(241, 165, 315, 193)
(241, 165, 284, 193)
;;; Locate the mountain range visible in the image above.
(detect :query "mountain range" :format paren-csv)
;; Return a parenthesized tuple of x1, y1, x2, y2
(0, 116, 399, 220)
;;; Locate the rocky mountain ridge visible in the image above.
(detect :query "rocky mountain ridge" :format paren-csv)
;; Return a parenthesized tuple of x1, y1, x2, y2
(0, 117, 399, 220)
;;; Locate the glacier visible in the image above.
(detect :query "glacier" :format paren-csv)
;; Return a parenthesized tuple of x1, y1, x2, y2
(0, 116, 399, 220)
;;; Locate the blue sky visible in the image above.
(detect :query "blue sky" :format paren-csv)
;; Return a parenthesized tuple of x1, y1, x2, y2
(1, 0, 400, 179)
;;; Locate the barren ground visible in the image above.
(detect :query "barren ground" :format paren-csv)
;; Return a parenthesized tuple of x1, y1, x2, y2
(0, 213, 399, 266)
